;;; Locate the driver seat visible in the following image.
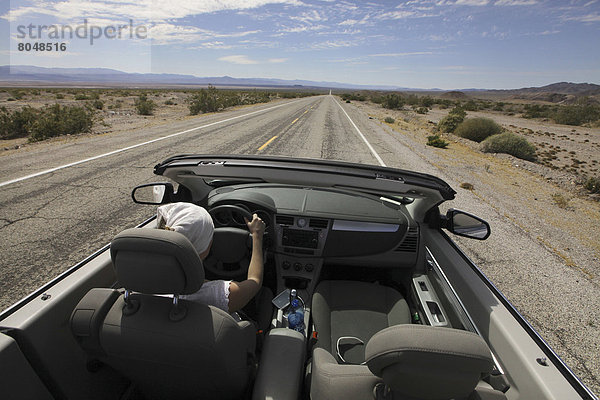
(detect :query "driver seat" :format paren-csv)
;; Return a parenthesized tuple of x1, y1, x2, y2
(71, 228, 257, 400)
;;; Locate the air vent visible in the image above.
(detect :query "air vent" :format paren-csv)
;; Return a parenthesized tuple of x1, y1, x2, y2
(395, 226, 419, 252)
(275, 215, 294, 226)
(309, 218, 329, 229)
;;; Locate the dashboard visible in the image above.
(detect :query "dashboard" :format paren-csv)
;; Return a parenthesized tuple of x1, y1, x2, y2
(207, 184, 420, 265)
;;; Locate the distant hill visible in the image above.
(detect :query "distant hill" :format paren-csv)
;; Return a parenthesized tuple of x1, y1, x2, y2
(512, 82, 600, 96)
(0, 65, 406, 91)
(483, 82, 600, 104)
(441, 90, 469, 100)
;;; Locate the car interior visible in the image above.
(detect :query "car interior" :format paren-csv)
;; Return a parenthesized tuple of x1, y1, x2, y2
(67, 181, 509, 400)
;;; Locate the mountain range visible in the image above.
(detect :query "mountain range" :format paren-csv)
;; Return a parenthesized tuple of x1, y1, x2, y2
(0, 65, 407, 90)
(1, 65, 599, 95)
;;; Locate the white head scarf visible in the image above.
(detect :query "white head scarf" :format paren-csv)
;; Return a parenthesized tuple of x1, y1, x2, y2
(156, 203, 214, 254)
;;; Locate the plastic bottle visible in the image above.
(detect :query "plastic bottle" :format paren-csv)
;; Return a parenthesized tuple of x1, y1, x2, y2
(287, 299, 305, 333)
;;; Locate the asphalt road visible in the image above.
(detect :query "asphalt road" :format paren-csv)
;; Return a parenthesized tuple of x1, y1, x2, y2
(0, 95, 381, 309)
(0, 95, 598, 395)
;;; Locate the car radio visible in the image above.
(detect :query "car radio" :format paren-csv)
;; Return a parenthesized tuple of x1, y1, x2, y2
(282, 228, 319, 249)
(274, 215, 329, 256)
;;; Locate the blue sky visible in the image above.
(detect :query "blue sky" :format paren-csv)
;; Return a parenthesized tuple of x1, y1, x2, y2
(1, 0, 599, 89)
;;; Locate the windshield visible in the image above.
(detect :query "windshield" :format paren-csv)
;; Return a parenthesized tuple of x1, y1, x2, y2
(1, 1, 599, 395)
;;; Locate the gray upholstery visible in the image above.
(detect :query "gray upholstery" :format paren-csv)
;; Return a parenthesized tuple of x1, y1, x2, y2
(110, 228, 205, 295)
(101, 294, 256, 400)
(310, 347, 382, 400)
(312, 280, 411, 361)
(72, 228, 257, 400)
(253, 328, 305, 400)
(310, 280, 411, 399)
(365, 325, 494, 400)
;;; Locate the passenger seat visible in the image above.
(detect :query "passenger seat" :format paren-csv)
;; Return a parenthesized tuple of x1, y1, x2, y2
(309, 280, 499, 400)
(310, 280, 411, 399)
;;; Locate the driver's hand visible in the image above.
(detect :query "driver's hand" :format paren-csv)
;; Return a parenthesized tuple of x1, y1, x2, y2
(245, 213, 265, 237)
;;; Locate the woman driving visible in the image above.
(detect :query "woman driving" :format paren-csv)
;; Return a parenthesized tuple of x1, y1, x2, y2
(156, 202, 266, 314)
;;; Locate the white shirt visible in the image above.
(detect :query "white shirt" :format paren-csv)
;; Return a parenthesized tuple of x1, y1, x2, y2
(180, 280, 231, 312)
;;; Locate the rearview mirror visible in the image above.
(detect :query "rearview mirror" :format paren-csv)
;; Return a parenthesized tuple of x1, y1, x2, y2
(445, 209, 490, 240)
(131, 183, 174, 205)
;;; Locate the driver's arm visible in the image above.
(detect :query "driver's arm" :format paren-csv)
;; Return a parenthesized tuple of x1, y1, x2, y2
(228, 213, 265, 313)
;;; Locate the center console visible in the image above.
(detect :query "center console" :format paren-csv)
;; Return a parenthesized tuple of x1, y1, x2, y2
(272, 215, 328, 309)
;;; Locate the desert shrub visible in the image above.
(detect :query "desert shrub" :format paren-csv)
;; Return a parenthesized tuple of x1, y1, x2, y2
(9, 90, 24, 100)
(460, 182, 474, 190)
(437, 114, 464, 133)
(583, 176, 600, 194)
(436, 106, 467, 133)
(188, 85, 220, 115)
(448, 106, 466, 119)
(384, 117, 395, 123)
(55, 93, 65, 99)
(0, 106, 39, 139)
(381, 93, 404, 110)
(164, 99, 175, 105)
(74, 94, 90, 100)
(415, 107, 429, 114)
(28, 104, 94, 142)
(91, 99, 104, 110)
(481, 132, 537, 161)
(419, 96, 434, 108)
(551, 193, 570, 208)
(340, 93, 366, 102)
(455, 117, 502, 142)
(463, 100, 479, 111)
(427, 135, 449, 148)
(492, 102, 505, 111)
(135, 94, 156, 115)
(552, 103, 600, 126)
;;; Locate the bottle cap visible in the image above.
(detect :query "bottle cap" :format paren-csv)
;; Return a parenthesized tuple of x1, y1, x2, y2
(291, 299, 300, 308)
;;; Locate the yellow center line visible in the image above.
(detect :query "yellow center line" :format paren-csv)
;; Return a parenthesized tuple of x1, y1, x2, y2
(258, 135, 278, 151)
(291, 117, 299, 125)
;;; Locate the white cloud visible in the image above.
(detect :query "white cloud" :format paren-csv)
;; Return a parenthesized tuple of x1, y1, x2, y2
(280, 24, 327, 33)
(338, 14, 372, 26)
(290, 10, 326, 23)
(369, 52, 433, 57)
(218, 55, 259, 64)
(268, 58, 288, 63)
(191, 41, 233, 49)
(538, 30, 560, 35)
(149, 23, 259, 45)
(375, 11, 417, 20)
(494, 0, 538, 5)
(310, 39, 356, 49)
(453, 0, 490, 5)
(566, 13, 600, 22)
(2, 0, 304, 23)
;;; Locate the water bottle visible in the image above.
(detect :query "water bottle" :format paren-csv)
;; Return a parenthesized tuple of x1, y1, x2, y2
(287, 298, 305, 333)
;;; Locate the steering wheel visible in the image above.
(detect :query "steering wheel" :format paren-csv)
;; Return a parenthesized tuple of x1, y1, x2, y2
(205, 205, 253, 278)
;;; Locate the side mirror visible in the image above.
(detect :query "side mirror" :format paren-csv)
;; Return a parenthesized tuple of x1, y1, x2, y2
(131, 183, 175, 205)
(444, 209, 490, 240)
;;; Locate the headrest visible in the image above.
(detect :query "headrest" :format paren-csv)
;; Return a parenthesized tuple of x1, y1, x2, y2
(110, 228, 205, 295)
(365, 325, 493, 400)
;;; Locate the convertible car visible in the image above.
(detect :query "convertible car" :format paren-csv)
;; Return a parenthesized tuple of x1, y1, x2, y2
(0, 155, 596, 400)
